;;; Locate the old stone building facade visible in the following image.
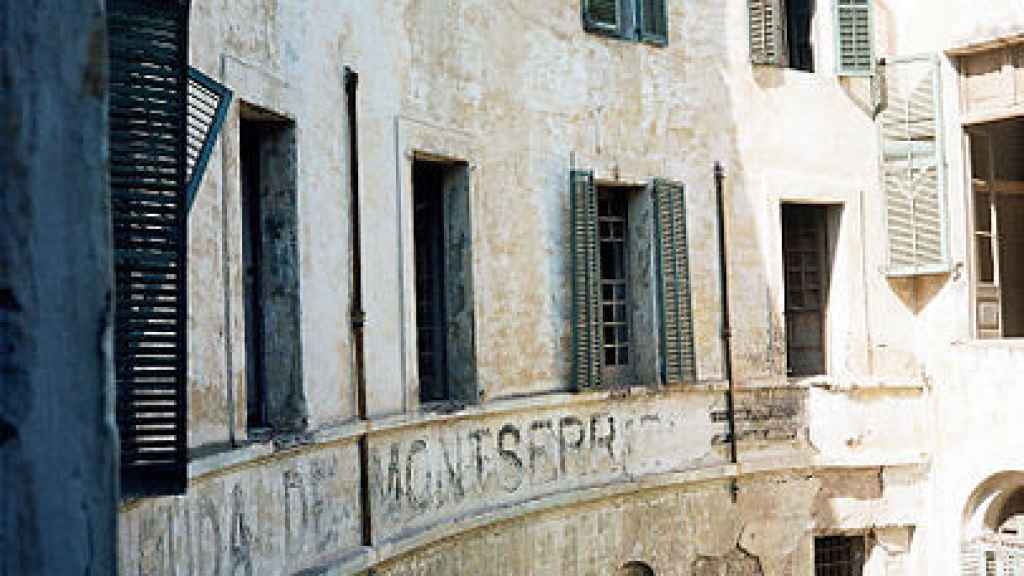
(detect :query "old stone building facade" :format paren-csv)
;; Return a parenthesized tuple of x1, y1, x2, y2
(89, 0, 1024, 574)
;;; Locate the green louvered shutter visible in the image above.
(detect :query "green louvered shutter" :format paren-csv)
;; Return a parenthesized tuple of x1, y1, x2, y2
(879, 55, 948, 276)
(836, 0, 873, 75)
(571, 170, 602, 390)
(583, 0, 621, 35)
(653, 179, 696, 385)
(108, 0, 191, 496)
(749, 0, 782, 65)
(639, 0, 668, 45)
(186, 67, 232, 212)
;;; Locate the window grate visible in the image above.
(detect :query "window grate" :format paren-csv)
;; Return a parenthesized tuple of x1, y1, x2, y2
(815, 536, 865, 576)
(599, 190, 630, 367)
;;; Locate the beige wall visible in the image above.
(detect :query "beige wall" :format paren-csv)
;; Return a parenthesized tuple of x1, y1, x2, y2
(117, 1, 1024, 574)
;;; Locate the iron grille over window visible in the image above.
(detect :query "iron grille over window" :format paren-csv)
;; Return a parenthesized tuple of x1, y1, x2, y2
(108, 0, 191, 497)
(815, 536, 865, 576)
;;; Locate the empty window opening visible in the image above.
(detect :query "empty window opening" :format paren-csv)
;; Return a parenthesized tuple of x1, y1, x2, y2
(413, 158, 476, 405)
(240, 105, 304, 432)
(814, 536, 865, 576)
(970, 118, 1024, 339)
(782, 204, 836, 377)
(600, 190, 631, 368)
(786, 0, 815, 72)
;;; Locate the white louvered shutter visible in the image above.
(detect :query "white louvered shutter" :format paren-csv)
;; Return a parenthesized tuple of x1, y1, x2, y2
(836, 0, 873, 75)
(749, 0, 783, 65)
(879, 55, 948, 276)
(653, 179, 696, 385)
(570, 170, 602, 389)
(961, 542, 984, 576)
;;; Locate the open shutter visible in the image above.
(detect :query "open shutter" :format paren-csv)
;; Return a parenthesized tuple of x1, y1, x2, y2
(749, 0, 783, 65)
(879, 55, 948, 276)
(583, 0, 621, 35)
(653, 179, 696, 385)
(571, 170, 602, 390)
(186, 67, 232, 212)
(108, 0, 190, 496)
(836, 0, 873, 75)
(639, 0, 668, 45)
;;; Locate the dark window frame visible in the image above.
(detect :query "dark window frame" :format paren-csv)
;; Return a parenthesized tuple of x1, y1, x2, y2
(582, 0, 668, 47)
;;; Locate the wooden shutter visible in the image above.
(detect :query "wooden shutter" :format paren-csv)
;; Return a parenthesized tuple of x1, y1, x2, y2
(836, 0, 873, 75)
(961, 542, 984, 576)
(639, 0, 668, 45)
(571, 170, 602, 390)
(583, 0, 621, 35)
(879, 55, 948, 276)
(749, 0, 783, 65)
(108, 0, 190, 496)
(653, 179, 696, 385)
(185, 66, 232, 212)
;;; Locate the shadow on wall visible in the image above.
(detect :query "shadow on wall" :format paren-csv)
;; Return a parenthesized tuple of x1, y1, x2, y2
(886, 274, 949, 315)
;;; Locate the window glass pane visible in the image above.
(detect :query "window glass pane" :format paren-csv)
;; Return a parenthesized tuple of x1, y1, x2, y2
(976, 191, 992, 232)
(978, 237, 995, 283)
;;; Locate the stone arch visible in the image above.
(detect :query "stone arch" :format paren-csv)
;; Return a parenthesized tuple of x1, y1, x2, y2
(961, 472, 1024, 574)
(618, 560, 655, 576)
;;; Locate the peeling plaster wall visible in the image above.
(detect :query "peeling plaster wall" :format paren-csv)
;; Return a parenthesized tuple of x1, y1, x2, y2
(113, 0, 1024, 574)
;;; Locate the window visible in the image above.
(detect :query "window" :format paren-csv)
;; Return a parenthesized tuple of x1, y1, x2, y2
(571, 172, 695, 390)
(109, 0, 191, 496)
(814, 536, 865, 576)
(969, 119, 1024, 339)
(240, 105, 305, 432)
(412, 158, 476, 405)
(582, 0, 668, 46)
(748, 0, 815, 71)
(782, 204, 837, 377)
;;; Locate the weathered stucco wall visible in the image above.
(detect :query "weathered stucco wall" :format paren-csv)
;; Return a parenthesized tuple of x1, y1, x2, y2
(112, 0, 1024, 574)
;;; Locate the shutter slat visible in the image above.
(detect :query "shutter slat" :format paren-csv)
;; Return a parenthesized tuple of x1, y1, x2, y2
(880, 56, 948, 276)
(749, 0, 782, 65)
(653, 179, 696, 385)
(109, 0, 189, 497)
(571, 170, 602, 389)
(185, 67, 232, 212)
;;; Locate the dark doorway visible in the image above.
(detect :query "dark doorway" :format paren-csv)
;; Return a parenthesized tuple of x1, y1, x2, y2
(782, 204, 832, 376)
(786, 0, 815, 72)
(413, 158, 475, 405)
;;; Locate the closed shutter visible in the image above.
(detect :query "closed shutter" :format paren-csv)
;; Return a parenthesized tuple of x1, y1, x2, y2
(749, 0, 783, 65)
(836, 0, 873, 75)
(108, 0, 190, 496)
(571, 170, 603, 390)
(879, 55, 948, 276)
(653, 179, 696, 385)
(186, 67, 232, 212)
(583, 0, 621, 35)
(639, 0, 668, 45)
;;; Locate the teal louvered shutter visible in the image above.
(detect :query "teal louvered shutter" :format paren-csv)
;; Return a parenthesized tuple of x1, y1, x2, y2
(835, 0, 873, 75)
(186, 67, 232, 212)
(639, 0, 668, 45)
(108, 0, 190, 496)
(571, 170, 602, 390)
(879, 55, 948, 276)
(749, 0, 782, 65)
(583, 0, 621, 35)
(652, 179, 696, 385)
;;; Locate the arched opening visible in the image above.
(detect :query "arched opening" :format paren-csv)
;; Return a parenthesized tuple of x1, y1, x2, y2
(618, 561, 655, 576)
(962, 472, 1024, 574)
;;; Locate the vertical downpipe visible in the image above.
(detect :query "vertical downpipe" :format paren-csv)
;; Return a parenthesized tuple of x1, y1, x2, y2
(345, 66, 372, 547)
(715, 162, 739, 502)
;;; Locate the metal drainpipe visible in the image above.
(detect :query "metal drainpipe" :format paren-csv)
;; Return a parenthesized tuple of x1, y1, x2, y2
(715, 162, 739, 502)
(345, 66, 372, 546)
